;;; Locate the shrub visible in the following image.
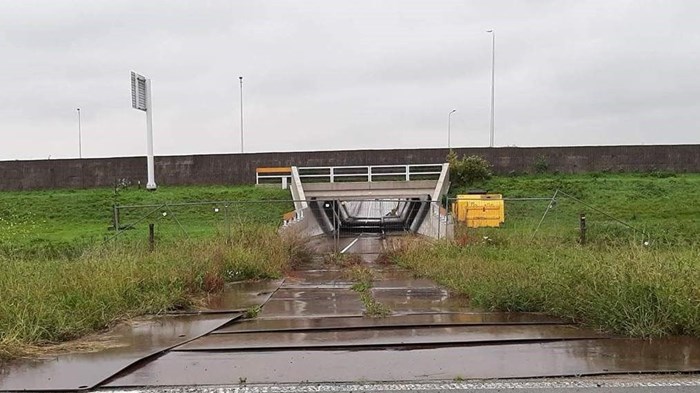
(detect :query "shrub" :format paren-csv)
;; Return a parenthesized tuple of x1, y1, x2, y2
(448, 153, 492, 187)
(533, 154, 549, 174)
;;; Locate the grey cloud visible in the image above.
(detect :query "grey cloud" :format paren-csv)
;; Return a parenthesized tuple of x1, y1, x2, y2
(0, 0, 698, 160)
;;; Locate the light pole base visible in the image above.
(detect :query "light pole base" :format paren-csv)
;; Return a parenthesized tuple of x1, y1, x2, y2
(146, 182, 157, 191)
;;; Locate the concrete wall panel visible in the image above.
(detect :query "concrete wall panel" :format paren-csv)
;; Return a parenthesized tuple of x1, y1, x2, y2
(0, 144, 698, 191)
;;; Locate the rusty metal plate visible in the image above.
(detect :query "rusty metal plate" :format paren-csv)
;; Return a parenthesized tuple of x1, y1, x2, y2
(104, 337, 700, 386)
(0, 313, 240, 391)
(175, 324, 603, 351)
(215, 312, 570, 334)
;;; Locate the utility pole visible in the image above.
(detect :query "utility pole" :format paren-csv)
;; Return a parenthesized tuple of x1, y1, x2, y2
(448, 109, 456, 151)
(77, 108, 82, 158)
(239, 76, 244, 153)
(487, 29, 496, 148)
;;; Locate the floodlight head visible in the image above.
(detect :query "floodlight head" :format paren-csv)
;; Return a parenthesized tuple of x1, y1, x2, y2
(131, 71, 148, 111)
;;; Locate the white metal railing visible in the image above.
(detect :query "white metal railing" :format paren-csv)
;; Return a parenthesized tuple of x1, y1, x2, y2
(298, 164, 443, 183)
(256, 164, 444, 188)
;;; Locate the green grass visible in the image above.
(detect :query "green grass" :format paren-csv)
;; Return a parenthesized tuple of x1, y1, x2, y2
(451, 173, 700, 246)
(0, 184, 298, 359)
(1, 173, 698, 356)
(392, 237, 700, 337)
(346, 263, 391, 317)
(392, 172, 700, 338)
(0, 185, 292, 258)
(0, 226, 307, 360)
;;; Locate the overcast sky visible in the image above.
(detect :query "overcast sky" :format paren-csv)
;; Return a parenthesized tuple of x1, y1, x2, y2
(0, 0, 698, 160)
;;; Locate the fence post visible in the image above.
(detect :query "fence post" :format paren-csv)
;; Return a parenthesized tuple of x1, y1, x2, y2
(113, 204, 120, 235)
(149, 223, 155, 251)
(579, 213, 587, 245)
(225, 204, 231, 244)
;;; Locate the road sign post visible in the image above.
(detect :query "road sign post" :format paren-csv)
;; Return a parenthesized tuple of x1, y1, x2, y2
(131, 71, 157, 191)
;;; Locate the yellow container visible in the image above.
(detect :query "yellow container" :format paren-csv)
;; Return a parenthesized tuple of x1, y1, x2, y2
(453, 194, 505, 228)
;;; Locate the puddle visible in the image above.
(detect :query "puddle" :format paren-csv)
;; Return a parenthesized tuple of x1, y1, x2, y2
(0, 314, 238, 391)
(105, 337, 700, 386)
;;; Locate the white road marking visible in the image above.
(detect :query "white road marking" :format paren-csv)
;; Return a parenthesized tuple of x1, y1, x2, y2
(340, 237, 360, 254)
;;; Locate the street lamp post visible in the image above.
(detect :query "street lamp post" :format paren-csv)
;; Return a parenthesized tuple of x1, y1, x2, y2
(239, 76, 244, 153)
(77, 108, 82, 158)
(487, 29, 496, 147)
(448, 109, 456, 151)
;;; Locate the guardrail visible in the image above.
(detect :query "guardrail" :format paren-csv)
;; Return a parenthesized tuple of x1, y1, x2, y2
(256, 164, 444, 188)
(256, 167, 292, 189)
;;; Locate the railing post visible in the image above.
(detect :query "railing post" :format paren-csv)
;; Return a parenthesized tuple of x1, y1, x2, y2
(368, 166, 372, 182)
(330, 167, 335, 183)
(405, 165, 410, 181)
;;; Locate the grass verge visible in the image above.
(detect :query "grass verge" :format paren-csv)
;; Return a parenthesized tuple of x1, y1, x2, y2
(0, 225, 305, 360)
(391, 235, 700, 337)
(0, 185, 292, 259)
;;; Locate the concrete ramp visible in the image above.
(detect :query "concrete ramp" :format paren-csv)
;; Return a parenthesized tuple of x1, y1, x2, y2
(282, 164, 453, 239)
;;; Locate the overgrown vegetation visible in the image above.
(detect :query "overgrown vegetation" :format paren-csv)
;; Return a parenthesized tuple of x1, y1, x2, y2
(447, 151, 493, 187)
(392, 166, 700, 338)
(324, 253, 391, 317)
(0, 185, 297, 360)
(392, 236, 700, 337)
(346, 262, 391, 317)
(533, 154, 549, 174)
(392, 168, 700, 337)
(0, 226, 300, 360)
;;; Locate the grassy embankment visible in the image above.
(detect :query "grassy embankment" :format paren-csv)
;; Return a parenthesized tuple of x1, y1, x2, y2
(392, 173, 700, 337)
(0, 185, 299, 359)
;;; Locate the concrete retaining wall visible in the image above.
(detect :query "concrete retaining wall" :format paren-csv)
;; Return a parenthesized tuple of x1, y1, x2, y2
(1, 144, 698, 191)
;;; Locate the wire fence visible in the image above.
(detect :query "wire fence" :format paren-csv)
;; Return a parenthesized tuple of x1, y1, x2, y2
(445, 190, 656, 246)
(108, 189, 679, 252)
(110, 198, 454, 252)
(111, 200, 295, 244)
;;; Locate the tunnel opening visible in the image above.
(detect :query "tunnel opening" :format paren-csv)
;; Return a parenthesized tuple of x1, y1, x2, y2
(309, 197, 431, 235)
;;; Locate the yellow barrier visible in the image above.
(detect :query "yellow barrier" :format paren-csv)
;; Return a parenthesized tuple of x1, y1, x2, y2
(256, 166, 292, 174)
(453, 194, 505, 228)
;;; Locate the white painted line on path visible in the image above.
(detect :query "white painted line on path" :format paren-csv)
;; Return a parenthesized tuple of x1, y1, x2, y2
(340, 237, 360, 254)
